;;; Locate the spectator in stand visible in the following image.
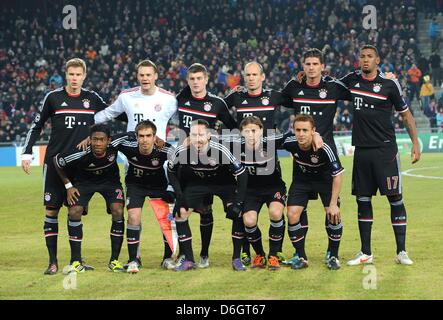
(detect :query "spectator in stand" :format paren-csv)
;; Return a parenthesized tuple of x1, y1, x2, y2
(338, 108, 353, 131)
(429, 17, 441, 52)
(436, 107, 443, 130)
(407, 63, 422, 103)
(420, 75, 435, 110)
(49, 70, 63, 87)
(0, 0, 425, 143)
(430, 51, 442, 87)
(424, 99, 438, 128)
(417, 54, 430, 79)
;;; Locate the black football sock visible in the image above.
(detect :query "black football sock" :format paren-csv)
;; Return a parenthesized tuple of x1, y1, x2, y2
(110, 219, 124, 261)
(357, 196, 373, 255)
(68, 218, 83, 264)
(269, 218, 284, 257)
(44, 215, 58, 264)
(163, 234, 173, 259)
(288, 222, 307, 260)
(325, 216, 343, 259)
(199, 209, 213, 258)
(231, 217, 245, 260)
(388, 196, 407, 254)
(242, 238, 251, 256)
(176, 219, 194, 262)
(245, 224, 265, 256)
(126, 224, 141, 262)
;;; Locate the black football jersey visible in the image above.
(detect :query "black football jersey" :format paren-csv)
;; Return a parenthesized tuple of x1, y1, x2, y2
(281, 134, 344, 182)
(223, 133, 287, 188)
(282, 77, 351, 150)
(340, 70, 409, 147)
(168, 139, 245, 186)
(111, 133, 173, 189)
(224, 88, 287, 131)
(54, 146, 121, 185)
(176, 86, 237, 134)
(23, 87, 108, 162)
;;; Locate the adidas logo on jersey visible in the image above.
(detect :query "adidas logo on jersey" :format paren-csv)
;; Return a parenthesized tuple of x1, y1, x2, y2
(61, 102, 68, 107)
(185, 101, 191, 106)
(354, 83, 360, 88)
(242, 100, 248, 104)
(132, 157, 138, 161)
(298, 90, 304, 95)
(88, 163, 96, 167)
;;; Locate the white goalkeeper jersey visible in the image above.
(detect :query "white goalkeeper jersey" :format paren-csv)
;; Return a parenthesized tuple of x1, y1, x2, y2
(94, 86, 177, 140)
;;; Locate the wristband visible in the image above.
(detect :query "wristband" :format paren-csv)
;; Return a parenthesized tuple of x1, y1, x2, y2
(65, 182, 73, 190)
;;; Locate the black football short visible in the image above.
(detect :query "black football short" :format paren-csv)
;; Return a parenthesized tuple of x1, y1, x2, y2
(43, 160, 72, 209)
(183, 184, 236, 210)
(352, 145, 402, 196)
(287, 179, 335, 208)
(126, 184, 170, 209)
(243, 184, 287, 213)
(70, 181, 125, 211)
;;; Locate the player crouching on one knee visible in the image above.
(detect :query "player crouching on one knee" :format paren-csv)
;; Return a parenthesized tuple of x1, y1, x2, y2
(281, 114, 344, 270)
(54, 124, 126, 274)
(167, 119, 248, 271)
(232, 116, 288, 271)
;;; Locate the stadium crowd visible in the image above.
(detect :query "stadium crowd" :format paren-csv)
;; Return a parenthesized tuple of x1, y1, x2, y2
(2, 0, 443, 143)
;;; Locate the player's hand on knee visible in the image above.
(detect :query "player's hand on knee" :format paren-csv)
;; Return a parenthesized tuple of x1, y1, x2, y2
(173, 196, 188, 217)
(327, 204, 340, 225)
(76, 137, 90, 151)
(21, 160, 31, 174)
(67, 187, 80, 206)
(226, 202, 243, 220)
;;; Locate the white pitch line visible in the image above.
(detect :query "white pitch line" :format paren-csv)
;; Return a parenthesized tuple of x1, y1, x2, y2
(401, 167, 443, 180)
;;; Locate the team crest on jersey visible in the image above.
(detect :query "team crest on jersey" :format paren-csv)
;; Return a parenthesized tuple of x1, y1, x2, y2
(373, 83, 382, 93)
(310, 154, 319, 164)
(151, 158, 160, 166)
(154, 104, 162, 112)
(44, 192, 51, 202)
(204, 102, 212, 112)
(319, 89, 328, 99)
(208, 157, 217, 166)
(261, 97, 270, 105)
(82, 99, 90, 109)
(107, 154, 115, 162)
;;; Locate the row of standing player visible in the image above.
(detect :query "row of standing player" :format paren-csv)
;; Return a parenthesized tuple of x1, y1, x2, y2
(22, 44, 420, 275)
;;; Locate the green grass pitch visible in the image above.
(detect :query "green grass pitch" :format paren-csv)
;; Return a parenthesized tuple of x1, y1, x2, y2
(0, 154, 442, 300)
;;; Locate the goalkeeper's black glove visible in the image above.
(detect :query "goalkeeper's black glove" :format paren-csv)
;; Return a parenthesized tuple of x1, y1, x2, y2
(161, 191, 175, 204)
